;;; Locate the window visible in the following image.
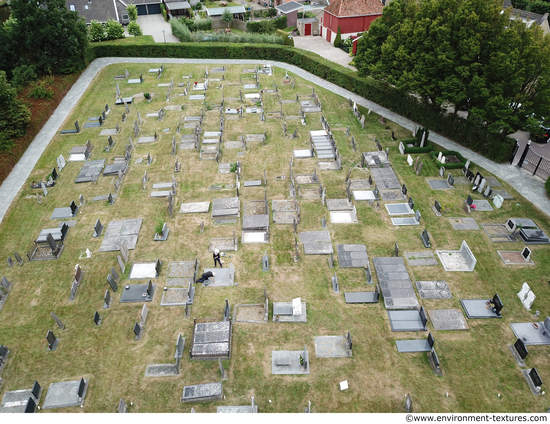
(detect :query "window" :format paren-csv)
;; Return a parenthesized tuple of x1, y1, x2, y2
(69, 4, 75, 11)
(84, 5, 88, 9)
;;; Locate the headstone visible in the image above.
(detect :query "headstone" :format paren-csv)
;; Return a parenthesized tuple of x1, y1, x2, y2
(493, 194, 504, 209)
(133, 322, 142, 340)
(120, 243, 129, 263)
(14, 252, 23, 266)
(117, 255, 125, 274)
(447, 174, 454, 187)
(521, 247, 531, 262)
(93, 219, 104, 238)
(414, 157, 420, 171)
(529, 367, 543, 390)
(364, 265, 372, 284)
(328, 253, 334, 268)
(141, 304, 148, 325)
(421, 229, 431, 248)
(514, 338, 529, 360)
(407, 155, 413, 167)
(104, 289, 111, 308)
(406, 394, 412, 413)
(395, 242, 399, 257)
(107, 273, 118, 292)
(416, 162, 423, 176)
(46, 330, 58, 351)
(111, 266, 119, 282)
(7, 256, 13, 268)
(263, 251, 269, 272)
(399, 142, 405, 155)
(435, 200, 441, 214)
(118, 399, 127, 413)
(439, 167, 445, 178)
(50, 312, 65, 330)
(93, 311, 102, 326)
(108, 193, 114, 206)
(41, 182, 48, 197)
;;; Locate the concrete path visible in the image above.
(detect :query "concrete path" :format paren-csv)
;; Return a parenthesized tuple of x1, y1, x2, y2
(137, 15, 179, 43)
(1, 57, 549, 226)
(293, 36, 356, 71)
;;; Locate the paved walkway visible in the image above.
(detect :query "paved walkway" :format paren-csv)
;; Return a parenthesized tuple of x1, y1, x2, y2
(1, 57, 549, 225)
(293, 36, 356, 71)
(137, 15, 179, 43)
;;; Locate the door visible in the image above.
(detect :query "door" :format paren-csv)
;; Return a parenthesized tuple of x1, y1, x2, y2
(137, 5, 147, 15)
(147, 4, 162, 14)
(304, 23, 311, 36)
(326, 29, 331, 43)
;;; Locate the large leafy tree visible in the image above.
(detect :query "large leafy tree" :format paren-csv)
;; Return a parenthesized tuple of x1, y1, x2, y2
(9, 0, 89, 74)
(356, 0, 550, 138)
(0, 71, 31, 151)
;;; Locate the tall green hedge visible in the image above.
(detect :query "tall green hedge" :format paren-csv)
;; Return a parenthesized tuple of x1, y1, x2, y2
(87, 43, 514, 163)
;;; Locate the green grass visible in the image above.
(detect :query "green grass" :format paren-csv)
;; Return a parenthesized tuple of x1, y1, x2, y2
(0, 63, 549, 414)
(94, 35, 156, 45)
(204, 1, 241, 7)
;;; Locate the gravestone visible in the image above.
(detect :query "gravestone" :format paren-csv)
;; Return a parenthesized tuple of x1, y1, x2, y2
(14, 251, 23, 266)
(407, 155, 413, 167)
(93, 311, 102, 326)
(51, 312, 65, 330)
(41, 182, 48, 197)
(120, 243, 129, 263)
(416, 162, 423, 176)
(7, 256, 13, 268)
(328, 253, 334, 268)
(111, 266, 119, 282)
(118, 399, 127, 413)
(117, 255, 125, 274)
(46, 330, 59, 351)
(421, 229, 431, 248)
(522, 247, 531, 262)
(219, 359, 227, 381)
(364, 266, 372, 284)
(107, 273, 118, 292)
(263, 252, 269, 272)
(141, 304, 148, 325)
(108, 193, 114, 206)
(414, 157, 420, 171)
(104, 290, 111, 308)
(493, 194, 504, 209)
(399, 142, 405, 155)
(332, 273, 339, 294)
(133, 322, 142, 341)
(439, 167, 445, 178)
(395, 242, 399, 257)
(93, 219, 104, 238)
(406, 394, 412, 413)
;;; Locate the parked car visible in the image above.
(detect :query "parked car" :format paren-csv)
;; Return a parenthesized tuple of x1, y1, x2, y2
(532, 125, 550, 143)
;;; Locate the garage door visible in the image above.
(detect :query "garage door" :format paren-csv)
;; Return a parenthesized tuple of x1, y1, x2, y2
(137, 5, 147, 15)
(304, 23, 311, 36)
(326, 29, 331, 43)
(147, 4, 162, 14)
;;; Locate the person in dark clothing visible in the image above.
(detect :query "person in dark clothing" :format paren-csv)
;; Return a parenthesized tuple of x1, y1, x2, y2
(213, 249, 222, 268)
(197, 271, 215, 283)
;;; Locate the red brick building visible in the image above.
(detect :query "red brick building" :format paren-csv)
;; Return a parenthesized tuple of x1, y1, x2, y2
(320, 0, 384, 44)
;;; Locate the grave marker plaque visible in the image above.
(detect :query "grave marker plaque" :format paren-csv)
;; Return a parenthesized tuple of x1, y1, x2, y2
(104, 289, 111, 308)
(117, 255, 125, 274)
(51, 312, 65, 330)
(406, 394, 412, 413)
(395, 242, 399, 257)
(7, 256, 13, 268)
(107, 273, 118, 292)
(93, 311, 102, 326)
(514, 338, 529, 360)
(46, 330, 58, 351)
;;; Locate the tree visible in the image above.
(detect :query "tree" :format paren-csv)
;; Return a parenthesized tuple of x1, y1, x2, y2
(355, 0, 550, 138)
(128, 21, 143, 37)
(127, 4, 138, 21)
(0, 71, 31, 150)
(105, 19, 125, 40)
(9, 0, 88, 75)
(89, 20, 105, 42)
(334, 25, 342, 47)
(11, 64, 37, 90)
(222, 8, 232, 26)
(0, 18, 18, 78)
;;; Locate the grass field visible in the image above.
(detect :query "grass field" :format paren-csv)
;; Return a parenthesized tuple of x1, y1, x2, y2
(0, 63, 549, 413)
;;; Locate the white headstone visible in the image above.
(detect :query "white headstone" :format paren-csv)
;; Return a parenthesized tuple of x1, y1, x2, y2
(85, 248, 92, 258)
(524, 291, 536, 310)
(437, 152, 442, 161)
(493, 194, 504, 209)
(407, 155, 413, 167)
(518, 282, 530, 301)
(441, 156, 446, 164)
(292, 297, 302, 316)
(399, 142, 405, 155)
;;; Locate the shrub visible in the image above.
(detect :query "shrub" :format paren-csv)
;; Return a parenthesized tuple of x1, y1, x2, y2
(546, 176, 550, 197)
(171, 19, 192, 42)
(0, 71, 31, 141)
(144, 92, 151, 99)
(277, 30, 294, 46)
(0, 132, 14, 152)
(128, 21, 143, 37)
(247, 20, 276, 34)
(222, 8, 232, 24)
(194, 18, 212, 31)
(160, 3, 168, 21)
(334, 26, 342, 47)
(126, 4, 138, 21)
(155, 218, 164, 235)
(11, 64, 37, 90)
(28, 80, 54, 99)
(89, 20, 105, 42)
(274, 15, 287, 30)
(105, 19, 125, 40)
(265, 7, 277, 17)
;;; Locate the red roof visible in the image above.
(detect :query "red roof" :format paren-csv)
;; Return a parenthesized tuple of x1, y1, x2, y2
(325, 0, 384, 17)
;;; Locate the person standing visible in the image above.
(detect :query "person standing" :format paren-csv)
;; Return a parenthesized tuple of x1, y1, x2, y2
(213, 249, 222, 268)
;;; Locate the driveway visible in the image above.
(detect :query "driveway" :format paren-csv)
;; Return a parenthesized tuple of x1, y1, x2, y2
(293, 35, 356, 71)
(137, 15, 179, 43)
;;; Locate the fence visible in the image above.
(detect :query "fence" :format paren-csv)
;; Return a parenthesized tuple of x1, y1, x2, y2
(516, 142, 550, 180)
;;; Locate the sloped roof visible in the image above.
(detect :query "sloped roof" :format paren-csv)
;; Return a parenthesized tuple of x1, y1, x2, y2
(325, 0, 384, 17)
(66, 0, 120, 24)
(502, 0, 548, 27)
(206, 5, 246, 16)
(275, 1, 303, 14)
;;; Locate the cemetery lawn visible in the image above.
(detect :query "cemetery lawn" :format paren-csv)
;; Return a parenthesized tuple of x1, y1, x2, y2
(1, 63, 550, 413)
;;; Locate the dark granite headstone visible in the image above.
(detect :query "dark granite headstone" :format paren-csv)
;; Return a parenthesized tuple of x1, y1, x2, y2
(93, 311, 102, 326)
(104, 289, 111, 308)
(515, 338, 528, 360)
(46, 330, 58, 351)
(14, 252, 23, 266)
(107, 273, 118, 292)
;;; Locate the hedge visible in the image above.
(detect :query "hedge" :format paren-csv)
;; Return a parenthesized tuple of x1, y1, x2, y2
(404, 145, 434, 154)
(429, 150, 467, 169)
(546, 176, 550, 197)
(86, 43, 514, 163)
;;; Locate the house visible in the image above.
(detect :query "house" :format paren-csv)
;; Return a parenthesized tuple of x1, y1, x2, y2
(66, 0, 130, 24)
(275, 1, 303, 27)
(320, 0, 384, 44)
(206, 5, 246, 20)
(297, 17, 320, 36)
(128, 0, 164, 15)
(502, 0, 549, 35)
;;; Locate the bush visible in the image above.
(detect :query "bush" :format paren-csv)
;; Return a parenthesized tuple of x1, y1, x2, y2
(89, 20, 105, 42)
(277, 30, 294, 46)
(144, 92, 151, 99)
(222, 8, 232, 24)
(86, 43, 515, 163)
(247, 20, 275, 34)
(105, 19, 125, 40)
(265, 8, 277, 17)
(171, 19, 193, 42)
(0, 71, 31, 141)
(274, 15, 287, 30)
(11, 64, 37, 89)
(403, 141, 434, 154)
(194, 18, 212, 31)
(0, 132, 14, 152)
(28, 80, 53, 99)
(160, 3, 168, 21)
(127, 4, 138, 21)
(334, 26, 342, 47)
(128, 21, 143, 37)
(546, 176, 550, 197)
(429, 150, 467, 169)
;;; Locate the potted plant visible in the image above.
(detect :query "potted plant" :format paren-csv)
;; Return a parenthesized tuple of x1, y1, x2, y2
(154, 218, 165, 239)
(144, 92, 151, 102)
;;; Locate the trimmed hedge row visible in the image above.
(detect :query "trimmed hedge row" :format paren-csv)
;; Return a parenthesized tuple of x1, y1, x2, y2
(87, 43, 514, 163)
(404, 145, 434, 154)
(546, 177, 550, 197)
(430, 150, 467, 169)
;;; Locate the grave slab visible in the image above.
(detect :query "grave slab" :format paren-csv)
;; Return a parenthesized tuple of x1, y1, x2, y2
(129, 262, 158, 279)
(485, 177, 501, 187)
(119, 283, 156, 303)
(42, 379, 88, 410)
(396, 339, 432, 353)
(293, 149, 314, 158)
(303, 243, 333, 255)
(99, 219, 142, 252)
(391, 216, 420, 226)
(385, 203, 413, 215)
(103, 162, 127, 175)
(181, 382, 223, 402)
(510, 320, 550, 345)
(0, 387, 39, 413)
(326, 199, 353, 211)
(380, 190, 404, 201)
(449, 218, 479, 230)
(337, 244, 368, 268)
(344, 290, 379, 304)
(161, 287, 195, 305)
(373, 257, 418, 310)
(353, 190, 376, 201)
(314, 336, 351, 358)
(217, 406, 258, 413)
(241, 231, 268, 244)
(428, 309, 468, 330)
(460, 299, 502, 319)
(242, 214, 269, 230)
(427, 180, 453, 190)
(472, 199, 494, 211)
(330, 210, 357, 224)
(75, 160, 105, 183)
(370, 167, 400, 190)
(497, 251, 535, 265)
(482, 224, 517, 242)
(492, 189, 513, 199)
(202, 267, 233, 287)
(272, 351, 310, 374)
(273, 302, 307, 322)
(190, 321, 231, 360)
(144, 364, 178, 377)
(298, 230, 331, 243)
(415, 281, 452, 299)
(50, 206, 79, 220)
(404, 252, 438, 267)
(387, 310, 427, 332)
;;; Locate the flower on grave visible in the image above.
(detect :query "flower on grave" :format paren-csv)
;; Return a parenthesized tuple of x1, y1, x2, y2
(299, 355, 304, 366)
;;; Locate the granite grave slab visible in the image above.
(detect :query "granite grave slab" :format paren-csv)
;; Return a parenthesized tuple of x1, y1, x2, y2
(415, 281, 452, 299)
(428, 309, 468, 330)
